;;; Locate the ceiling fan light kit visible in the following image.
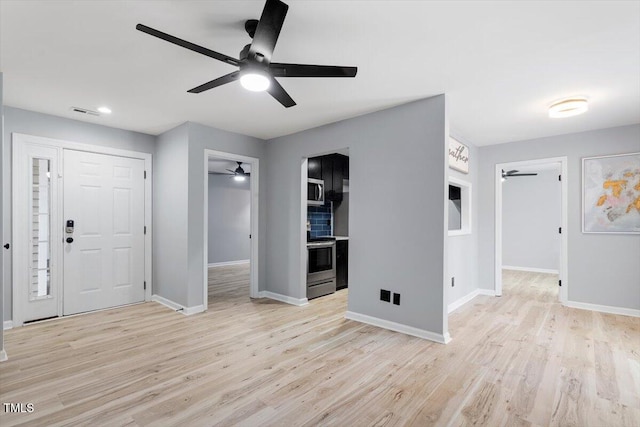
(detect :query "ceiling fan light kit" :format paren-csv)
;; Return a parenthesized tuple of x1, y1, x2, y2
(548, 97, 588, 118)
(136, 0, 357, 107)
(240, 70, 271, 92)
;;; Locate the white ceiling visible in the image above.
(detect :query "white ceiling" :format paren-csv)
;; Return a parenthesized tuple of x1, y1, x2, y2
(1, 1, 639, 145)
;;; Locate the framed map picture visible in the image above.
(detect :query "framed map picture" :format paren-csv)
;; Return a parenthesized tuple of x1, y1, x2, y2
(449, 138, 469, 174)
(582, 152, 640, 234)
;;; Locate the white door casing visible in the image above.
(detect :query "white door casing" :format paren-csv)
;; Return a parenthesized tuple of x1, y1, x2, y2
(63, 150, 145, 315)
(12, 133, 152, 327)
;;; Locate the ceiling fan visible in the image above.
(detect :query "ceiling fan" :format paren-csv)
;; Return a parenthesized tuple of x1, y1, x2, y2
(502, 169, 538, 180)
(210, 161, 251, 182)
(136, 0, 358, 108)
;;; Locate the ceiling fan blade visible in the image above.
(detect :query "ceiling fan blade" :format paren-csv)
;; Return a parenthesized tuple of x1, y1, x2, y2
(225, 169, 237, 174)
(267, 78, 296, 108)
(187, 71, 240, 93)
(506, 170, 519, 175)
(248, 0, 288, 64)
(270, 63, 358, 78)
(510, 173, 538, 176)
(136, 24, 240, 67)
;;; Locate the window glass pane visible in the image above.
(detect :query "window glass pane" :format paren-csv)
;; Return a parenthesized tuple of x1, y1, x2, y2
(30, 158, 52, 300)
(448, 185, 462, 231)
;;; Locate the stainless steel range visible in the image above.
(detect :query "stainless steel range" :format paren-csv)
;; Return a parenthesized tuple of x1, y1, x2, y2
(306, 237, 336, 299)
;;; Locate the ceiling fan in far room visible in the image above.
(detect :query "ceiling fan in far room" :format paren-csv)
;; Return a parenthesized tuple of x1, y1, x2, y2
(210, 161, 251, 182)
(501, 169, 538, 180)
(136, 0, 358, 108)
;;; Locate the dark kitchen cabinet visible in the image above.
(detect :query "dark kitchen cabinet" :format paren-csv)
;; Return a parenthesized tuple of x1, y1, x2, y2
(308, 154, 349, 203)
(336, 240, 348, 290)
(308, 157, 322, 180)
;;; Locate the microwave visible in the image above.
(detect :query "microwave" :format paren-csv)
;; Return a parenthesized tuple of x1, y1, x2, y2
(307, 178, 325, 205)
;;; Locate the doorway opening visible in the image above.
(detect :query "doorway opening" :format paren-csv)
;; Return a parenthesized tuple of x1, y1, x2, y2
(494, 157, 568, 303)
(203, 150, 259, 309)
(301, 149, 350, 309)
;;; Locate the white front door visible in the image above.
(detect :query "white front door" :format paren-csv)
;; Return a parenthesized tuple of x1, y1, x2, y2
(62, 150, 145, 315)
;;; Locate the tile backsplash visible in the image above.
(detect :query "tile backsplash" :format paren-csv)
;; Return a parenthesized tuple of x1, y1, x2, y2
(308, 204, 332, 238)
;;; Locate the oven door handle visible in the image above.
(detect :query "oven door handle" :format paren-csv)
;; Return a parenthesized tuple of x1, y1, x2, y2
(307, 242, 335, 248)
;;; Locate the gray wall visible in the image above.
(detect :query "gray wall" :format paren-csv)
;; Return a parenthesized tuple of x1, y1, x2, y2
(266, 96, 448, 337)
(1, 73, 5, 356)
(333, 184, 349, 236)
(447, 137, 479, 308)
(207, 174, 250, 264)
(503, 169, 561, 271)
(478, 124, 640, 310)
(153, 124, 189, 306)
(2, 107, 156, 322)
(185, 123, 265, 307)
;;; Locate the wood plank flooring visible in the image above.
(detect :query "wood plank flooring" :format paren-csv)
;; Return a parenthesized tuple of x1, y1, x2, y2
(0, 266, 638, 426)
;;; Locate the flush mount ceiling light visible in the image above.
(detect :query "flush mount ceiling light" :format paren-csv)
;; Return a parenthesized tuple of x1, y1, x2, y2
(234, 175, 246, 182)
(97, 106, 112, 114)
(548, 97, 588, 118)
(239, 70, 270, 92)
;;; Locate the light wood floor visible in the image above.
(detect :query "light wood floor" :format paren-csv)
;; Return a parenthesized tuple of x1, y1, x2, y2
(1, 266, 638, 426)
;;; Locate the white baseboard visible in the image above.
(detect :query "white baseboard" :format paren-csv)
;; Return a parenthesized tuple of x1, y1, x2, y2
(258, 291, 309, 307)
(208, 260, 250, 268)
(448, 289, 481, 313)
(477, 289, 496, 297)
(151, 295, 205, 316)
(345, 311, 450, 344)
(3, 320, 13, 330)
(0, 350, 7, 362)
(564, 300, 640, 318)
(503, 265, 559, 274)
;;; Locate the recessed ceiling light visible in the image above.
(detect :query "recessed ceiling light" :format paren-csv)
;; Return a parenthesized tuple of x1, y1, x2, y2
(548, 97, 588, 118)
(97, 106, 112, 114)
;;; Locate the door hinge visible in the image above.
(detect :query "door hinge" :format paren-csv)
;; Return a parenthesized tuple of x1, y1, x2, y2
(249, 234, 252, 239)
(144, 226, 147, 235)
(144, 170, 147, 179)
(144, 281, 147, 290)
(558, 227, 562, 234)
(558, 174, 561, 181)
(559, 279, 562, 287)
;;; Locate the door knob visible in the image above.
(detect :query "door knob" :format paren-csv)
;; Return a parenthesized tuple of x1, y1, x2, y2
(3, 243, 9, 249)
(66, 237, 74, 244)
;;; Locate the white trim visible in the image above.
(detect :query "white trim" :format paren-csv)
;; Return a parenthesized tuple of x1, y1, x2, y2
(3, 321, 13, 330)
(0, 350, 7, 362)
(300, 158, 309, 306)
(564, 301, 640, 318)
(183, 305, 206, 316)
(345, 311, 451, 344)
(208, 260, 250, 268)
(204, 149, 260, 311)
(477, 289, 497, 297)
(502, 266, 559, 274)
(258, 291, 309, 307)
(448, 175, 472, 236)
(448, 289, 481, 313)
(151, 295, 206, 316)
(11, 133, 153, 327)
(151, 294, 183, 311)
(495, 156, 568, 304)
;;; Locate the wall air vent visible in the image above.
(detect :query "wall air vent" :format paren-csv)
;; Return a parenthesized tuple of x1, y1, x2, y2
(70, 107, 101, 116)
